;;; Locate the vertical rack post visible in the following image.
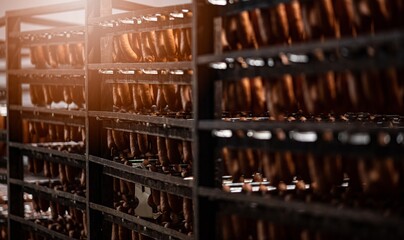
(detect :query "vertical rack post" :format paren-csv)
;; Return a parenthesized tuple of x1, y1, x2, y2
(6, 14, 23, 240)
(86, 0, 113, 239)
(193, 1, 219, 239)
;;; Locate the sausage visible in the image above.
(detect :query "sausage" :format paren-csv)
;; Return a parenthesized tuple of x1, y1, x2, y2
(249, 8, 271, 47)
(129, 133, 141, 157)
(333, 0, 357, 37)
(107, 129, 117, 151)
(132, 84, 143, 112)
(163, 84, 181, 111)
(274, 3, 290, 43)
(250, 77, 266, 116)
(48, 45, 59, 68)
(112, 84, 122, 109)
(166, 138, 181, 165)
(156, 85, 167, 111)
(182, 140, 193, 164)
(118, 33, 140, 62)
(70, 85, 85, 109)
(158, 15, 177, 61)
(158, 137, 169, 167)
(33, 46, 47, 68)
(285, 0, 306, 42)
(129, 33, 143, 60)
(139, 84, 153, 110)
(179, 28, 192, 61)
(368, 0, 391, 31)
(236, 11, 258, 49)
(112, 130, 128, 152)
(236, 78, 252, 113)
(117, 83, 133, 110)
(180, 85, 192, 113)
(137, 134, 149, 155)
(63, 86, 73, 105)
(49, 85, 64, 103)
(140, 32, 154, 62)
(222, 147, 241, 181)
(318, 0, 338, 37)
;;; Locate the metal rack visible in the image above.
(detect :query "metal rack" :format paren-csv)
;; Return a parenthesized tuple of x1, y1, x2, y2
(194, 1, 404, 240)
(86, 1, 193, 239)
(6, 2, 87, 239)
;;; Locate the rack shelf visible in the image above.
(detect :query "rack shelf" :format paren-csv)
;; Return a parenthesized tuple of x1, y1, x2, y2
(9, 105, 86, 118)
(9, 26, 85, 46)
(9, 142, 86, 168)
(89, 62, 192, 71)
(87, 4, 192, 26)
(102, 119, 193, 141)
(102, 72, 192, 85)
(19, 112, 85, 127)
(10, 214, 81, 240)
(15, 75, 85, 85)
(199, 187, 404, 240)
(198, 30, 404, 79)
(7, 69, 85, 76)
(9, 178, 86, 210)
(90, 203, 192, 240)
(90, 111, 193, 129)
(89, 156, 192, 198)
(208, 0, 292, 16)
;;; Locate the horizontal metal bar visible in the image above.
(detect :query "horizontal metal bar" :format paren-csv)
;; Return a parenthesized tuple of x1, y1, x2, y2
(198, 119, 404, 132)
(90, 203, 192, 240)
(101, 21, 192, 36)
(17, 75, 85, 85)
(8, 69, 85, 76)
(197, 30, 404, 65)
(6, 1, 84, 17)
(102, 73, 192, 85)
(90, 111, 193, 129)
(217, 53, 404, 79)
(217, 0, 294, 16)
(20, 16, 81, 28)
(9, 178, 86, 210)
(10, 214, 80, 240)
(89, 155, 192, 198)
(88, 4, 192, 25)
(103, 120, 193, 141)
(9, 105, 86, 117)
(9, 142, 86, 168)
(199, 187, 404, 239)
(20, 112, 85, 127)
(88, 62, 192, 71)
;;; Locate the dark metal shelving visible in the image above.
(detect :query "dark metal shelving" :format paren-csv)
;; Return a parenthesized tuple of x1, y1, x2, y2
(9, 178, 86, 210)
(7, 69, 85, 76)
(15, 75, 85, 85)
(10, 214, 81, 240)
(87, 4, 192, 26)
(102, 72, 192, 85)
(197, 30, 404, 79)
(90, 203, 192, 240)
(199, 187, 404, 240)
(90, 111, 193, 129)
(9, 105, 86, 118)
(209, 0, 292, 16)
(19, 112, 85, 127)
(89, 62, 192, 71)
(89, 156, 192, 198)
(103, 119, 193, 141)
(9, 26, 85, 46)
(9, 142, 86, 168)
